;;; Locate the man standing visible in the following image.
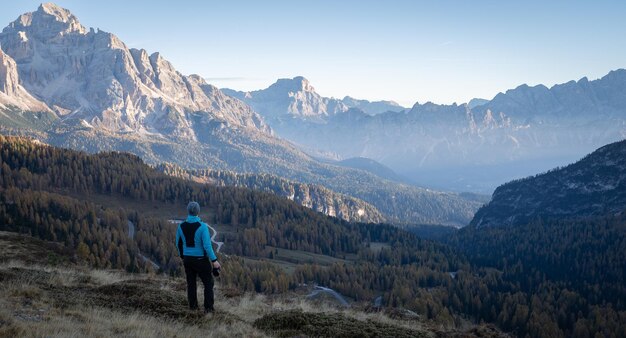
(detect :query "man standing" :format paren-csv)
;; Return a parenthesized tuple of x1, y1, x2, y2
(176, 201, 221, 313)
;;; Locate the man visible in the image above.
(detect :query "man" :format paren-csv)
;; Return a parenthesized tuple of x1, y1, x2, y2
(175, 201, 221, 313)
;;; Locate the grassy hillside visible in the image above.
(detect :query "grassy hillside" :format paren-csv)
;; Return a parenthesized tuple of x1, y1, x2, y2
(0, 232, 500, 338)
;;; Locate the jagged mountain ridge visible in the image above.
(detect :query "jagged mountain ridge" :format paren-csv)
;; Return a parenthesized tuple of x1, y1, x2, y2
(222, 76, 349, 122)
(222, 76, 406, 122)
(236, 73, 626, 192)
(156, 163, 385, 223)
(0, 3, 268, 137)
(470, 139, 626, 227)
(0, 3, 481, 226)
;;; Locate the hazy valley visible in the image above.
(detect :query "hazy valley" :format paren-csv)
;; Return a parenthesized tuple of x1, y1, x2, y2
(226, 74, 626, 193)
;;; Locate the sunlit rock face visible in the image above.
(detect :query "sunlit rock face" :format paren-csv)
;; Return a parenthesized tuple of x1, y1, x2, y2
(0, 3, 269, 138)
(0, 47, 50, 112)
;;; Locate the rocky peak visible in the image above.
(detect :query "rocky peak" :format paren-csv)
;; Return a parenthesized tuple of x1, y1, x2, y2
(4, 3, 87, 40)
(0, 3, 270, 137)
(38, 3, 76, 23)
(223, 76, 349, 120)
(270, 76, 315, 94)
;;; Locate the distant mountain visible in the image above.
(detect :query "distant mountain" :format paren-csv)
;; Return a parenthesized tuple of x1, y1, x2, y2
(341, 96, 406, 115)
(470, 139, 626, 227)
(466, 98, 488, 109)
(0, 3, 481, 226)
(247, 73, 626, 193)
(483, 73, 626, 119)
(156, 163, 385, 224)
(222, 76, 407, 121)
(222, 76, 349, 122)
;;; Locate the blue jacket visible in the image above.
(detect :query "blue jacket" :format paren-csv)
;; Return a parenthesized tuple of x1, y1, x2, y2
(175, 215, 218, 261)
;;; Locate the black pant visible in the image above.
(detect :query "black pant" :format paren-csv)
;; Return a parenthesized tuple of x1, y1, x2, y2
(183, 256, 214, 311)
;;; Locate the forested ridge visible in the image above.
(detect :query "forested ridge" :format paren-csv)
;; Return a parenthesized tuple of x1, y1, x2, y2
(0, 135, 624, 337)
(471, 139, 626, 227)
(156, 162, 385, 223)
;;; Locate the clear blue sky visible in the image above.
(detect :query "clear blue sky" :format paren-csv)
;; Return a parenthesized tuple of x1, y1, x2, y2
(2, 1, 626, 107)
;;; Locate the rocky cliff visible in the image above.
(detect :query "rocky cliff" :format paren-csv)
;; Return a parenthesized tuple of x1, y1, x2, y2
(0, 3, 268, 137)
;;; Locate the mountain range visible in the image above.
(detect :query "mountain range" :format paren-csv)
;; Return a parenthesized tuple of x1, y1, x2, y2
(0, 3, 479, 226)
(226, 73, 626, 193)
(222, 76, 405, 123)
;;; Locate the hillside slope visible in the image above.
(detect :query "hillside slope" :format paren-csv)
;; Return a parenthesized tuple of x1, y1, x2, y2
(0, 231, 507, 338)
(471, 139, 626, 227)
(156, 163, 385, 223)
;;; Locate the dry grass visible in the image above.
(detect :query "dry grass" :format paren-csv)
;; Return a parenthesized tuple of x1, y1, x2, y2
(1, 305, 267, 338)
(261, 296, 434, 336)
(0, 261, 268, 337)
(0, 261, 435, 338)
(0, 260, 135, 286)
(0, 231, 73, 266)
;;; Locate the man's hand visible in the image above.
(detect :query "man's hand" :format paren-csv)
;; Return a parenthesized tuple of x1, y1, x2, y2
(212, 261, 221, 269)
